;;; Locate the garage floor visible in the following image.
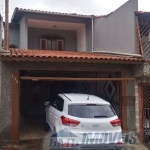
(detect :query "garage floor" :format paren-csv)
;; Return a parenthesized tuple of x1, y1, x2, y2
(19, 116, 50, 140)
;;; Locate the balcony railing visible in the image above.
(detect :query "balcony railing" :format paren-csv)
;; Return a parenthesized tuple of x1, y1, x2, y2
(137, 16, 150, 60)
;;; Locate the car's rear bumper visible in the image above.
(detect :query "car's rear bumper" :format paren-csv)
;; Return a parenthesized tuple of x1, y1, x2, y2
(49, 142, 123, 150)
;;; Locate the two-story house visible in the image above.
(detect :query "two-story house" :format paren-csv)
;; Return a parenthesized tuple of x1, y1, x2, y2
(0, 0, 145, 144)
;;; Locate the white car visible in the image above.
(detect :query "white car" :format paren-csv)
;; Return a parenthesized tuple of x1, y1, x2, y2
(44, 94, 123, 149)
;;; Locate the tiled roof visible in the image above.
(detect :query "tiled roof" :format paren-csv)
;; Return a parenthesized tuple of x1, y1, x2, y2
(16, 7, 109, 18)
(0, 49, 143, 64)
(11, 7, 108, 23)
(15, 7, 93, 18)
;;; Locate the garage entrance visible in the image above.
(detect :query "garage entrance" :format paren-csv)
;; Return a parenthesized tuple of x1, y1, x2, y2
(19, 70, 123, 140)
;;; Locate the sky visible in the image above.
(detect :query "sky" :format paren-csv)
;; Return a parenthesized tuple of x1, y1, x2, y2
(0, 0, 150, 20)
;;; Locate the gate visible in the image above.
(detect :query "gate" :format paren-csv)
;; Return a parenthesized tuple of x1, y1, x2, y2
(143, 86, 150, 149)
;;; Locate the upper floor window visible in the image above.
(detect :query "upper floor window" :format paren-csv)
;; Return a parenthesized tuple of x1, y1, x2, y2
(39, 35, 64, 51)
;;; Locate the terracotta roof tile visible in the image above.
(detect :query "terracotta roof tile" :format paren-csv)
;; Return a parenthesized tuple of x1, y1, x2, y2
(0, 49, 143, 64)
(12, 7, 109, 20)
(15, 7, 93, 18)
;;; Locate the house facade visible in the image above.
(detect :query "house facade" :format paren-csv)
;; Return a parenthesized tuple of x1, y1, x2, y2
(0, 0, 148, 145)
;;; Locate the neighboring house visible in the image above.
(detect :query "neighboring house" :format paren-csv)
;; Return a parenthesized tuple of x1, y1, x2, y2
(135, 11, 150, 143)
(0, 0, 146, 144)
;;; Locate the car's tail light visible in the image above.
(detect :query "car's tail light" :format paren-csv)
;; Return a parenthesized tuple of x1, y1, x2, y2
(116, 142, 123, 146)
(63, 143, 73, 147)
(110, 118, 121, 127)
(61, 116, 80, 127)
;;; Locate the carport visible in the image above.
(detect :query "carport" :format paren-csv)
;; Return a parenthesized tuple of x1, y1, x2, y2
(0, 49, 142, 140)
(19, 70, 128, 140)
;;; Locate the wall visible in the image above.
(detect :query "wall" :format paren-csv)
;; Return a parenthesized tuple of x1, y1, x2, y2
(28, 27, 77, 51)
(86, 20, 92, 52)
(20, 16, 28, 49)
(135, 62, 150, 78)
(126, 67, 136, 131)
(93, 0, 138, 54)
(0, 60, 12, 140)
(9, 24, 20, 47)
(77, 25, 86, 52)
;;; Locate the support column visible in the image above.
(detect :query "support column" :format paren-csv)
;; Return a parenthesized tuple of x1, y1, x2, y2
(121, 71, 127, 132)
(138, 83, 143, 141)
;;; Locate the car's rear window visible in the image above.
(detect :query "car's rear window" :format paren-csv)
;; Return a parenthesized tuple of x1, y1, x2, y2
(68, 105, 116, 118)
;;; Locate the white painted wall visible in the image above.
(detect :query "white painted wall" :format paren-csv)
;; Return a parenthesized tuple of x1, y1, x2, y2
(93, 0, 138, 54)
(20, 16, 28, 49)
(77, 25, 86, 52)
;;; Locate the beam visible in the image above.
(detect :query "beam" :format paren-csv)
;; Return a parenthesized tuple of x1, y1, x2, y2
(121, 71, 127, 132)
(20, 76, 135, 81)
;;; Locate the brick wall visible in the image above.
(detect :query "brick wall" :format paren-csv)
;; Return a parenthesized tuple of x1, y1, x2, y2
(0, 60, 12, 140)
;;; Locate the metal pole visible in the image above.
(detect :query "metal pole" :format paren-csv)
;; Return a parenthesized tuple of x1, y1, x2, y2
(5, 0, 9, 50)
(91, 16, 94, 52)
(0, 15, 2, 50)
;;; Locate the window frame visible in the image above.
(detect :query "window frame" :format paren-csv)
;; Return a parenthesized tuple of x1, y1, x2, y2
(57, 40, 64, 51)
(39, 35, 65, 51)
(68, 104, 116, 118)
(51, 96, 64, 112)
(40, 39, 47, 50)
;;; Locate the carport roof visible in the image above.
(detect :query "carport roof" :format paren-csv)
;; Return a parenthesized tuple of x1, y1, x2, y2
(0, 49, 143, 64)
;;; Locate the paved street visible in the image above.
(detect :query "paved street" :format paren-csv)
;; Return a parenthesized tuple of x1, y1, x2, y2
(0, 139, 149, 150)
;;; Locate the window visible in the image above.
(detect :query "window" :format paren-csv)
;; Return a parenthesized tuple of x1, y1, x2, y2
(68, 105, 115, 118)
(57, 40, 63, 50)
(40, 38, 64, 50)
(40, 39, 47, 50)
(52, 96, 64, 111)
